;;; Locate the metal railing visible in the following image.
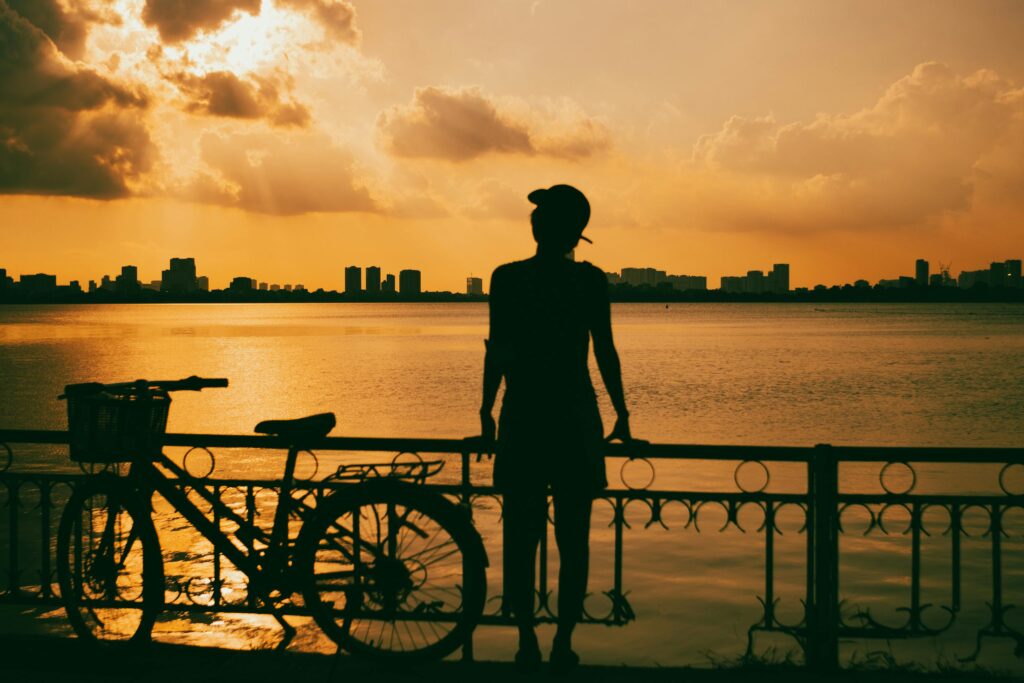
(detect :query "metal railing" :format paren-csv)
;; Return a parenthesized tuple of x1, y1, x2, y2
(1, 429, 1023, 669)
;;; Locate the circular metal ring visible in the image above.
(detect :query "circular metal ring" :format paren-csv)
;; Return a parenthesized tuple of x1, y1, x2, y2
(0, 442, 11, 473)
(620, 457, 655, 491)
(294, 450, 320, 482)
(999, 463, 1024, 496)
(392, 451, 424, 466)
(734, 460, 770, 493)
(880, 461, 917, 495)
(183, 447, 216, 479)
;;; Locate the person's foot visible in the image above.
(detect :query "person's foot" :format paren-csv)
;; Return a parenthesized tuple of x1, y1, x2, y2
(549, 644, 580, 675)
(514, 641, 542, 671)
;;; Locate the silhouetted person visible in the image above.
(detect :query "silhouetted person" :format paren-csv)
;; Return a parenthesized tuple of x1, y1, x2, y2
(479, 184, 631, 672)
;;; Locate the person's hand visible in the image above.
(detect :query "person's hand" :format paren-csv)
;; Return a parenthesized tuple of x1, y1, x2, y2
(606, 412, 632, 443)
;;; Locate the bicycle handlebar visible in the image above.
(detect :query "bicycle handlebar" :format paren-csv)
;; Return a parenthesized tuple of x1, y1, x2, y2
(60, 376, 229, 398)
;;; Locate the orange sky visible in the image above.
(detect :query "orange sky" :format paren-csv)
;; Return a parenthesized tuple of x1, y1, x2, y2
(2, 0, 1023, 291)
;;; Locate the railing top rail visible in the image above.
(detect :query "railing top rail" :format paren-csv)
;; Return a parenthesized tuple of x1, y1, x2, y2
(2, 429, 1023, 464)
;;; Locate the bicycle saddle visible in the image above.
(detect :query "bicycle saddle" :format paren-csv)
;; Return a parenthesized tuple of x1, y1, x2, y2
(254, 412, 336, 440)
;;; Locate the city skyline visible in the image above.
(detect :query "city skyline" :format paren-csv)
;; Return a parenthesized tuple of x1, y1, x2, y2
(3, 255, 1022, 298)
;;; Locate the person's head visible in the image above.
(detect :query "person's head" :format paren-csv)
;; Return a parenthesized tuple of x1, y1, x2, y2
(528, 184, 591, 255)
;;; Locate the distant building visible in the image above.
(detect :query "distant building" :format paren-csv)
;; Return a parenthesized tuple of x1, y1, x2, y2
(915, 259, 929, 286)
(229, 277, 255, 292)
(399, 269, 422, 295)
(270, 284, 281, 292)
(88, 280, 97, 293)
(142, 280, 161, 292)
(116, 265, 139, 293)
(283, 284, 292, 292)
(259, 282, 268, 291)
(990, 261, 1008, 288)
(720, 276, 745, 293)
(366, 266, 381, 293)
(1004, 259, 1021, 287)
(467, 276, 484, 295)
(769, 264, 790, 293)
(0, 268, 9, 292)
(746, 270, 766, 293)
(344, 266, 361, 294)
(18, 273, 57, 294)
(100, 275, 114, 291)
(958, 269, 988, 289)
(382, 273, 396, 293)
(854, 279, 870, 288)
(877, 278, 903, 289)
(196, 276, 209, 292)
(616, 267, 705, 291)
(929, 274, 944, 287)
(719, 264, 788, 293)
(295, 284, 306, 292)
(666, 274, 706, 291)
(161, 257, 198, 294)
(621, 267, 666, 286)
(68, 280, 82, 293)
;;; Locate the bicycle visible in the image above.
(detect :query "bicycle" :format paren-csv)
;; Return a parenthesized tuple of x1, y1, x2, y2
(55, 376, 488, 661)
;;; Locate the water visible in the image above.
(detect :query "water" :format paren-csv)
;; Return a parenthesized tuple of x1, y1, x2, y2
(1, 302, 1023, 669)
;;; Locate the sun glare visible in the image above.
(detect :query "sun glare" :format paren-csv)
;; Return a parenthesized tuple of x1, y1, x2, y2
(163, 3, 310, 77)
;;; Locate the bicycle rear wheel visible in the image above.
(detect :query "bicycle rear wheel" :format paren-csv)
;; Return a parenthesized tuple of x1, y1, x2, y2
(298, 484, 486, 661)
(56, 476, 163, 643)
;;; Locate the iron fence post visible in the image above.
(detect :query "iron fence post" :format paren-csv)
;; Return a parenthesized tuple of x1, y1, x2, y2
(807, 444, 839, 670)
(460, 449, 475, 662)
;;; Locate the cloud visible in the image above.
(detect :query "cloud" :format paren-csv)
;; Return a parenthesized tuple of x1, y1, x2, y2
(196, 132, 377, 215)
(378, 86, 611, 161)
(142, 0, 260, 43)
(0, 3, 154, 198)
(689, 62, 1024, 231)
(4, 0, 90, 59)
(172, 71, 310, 127)
(277, 0, 360, 44)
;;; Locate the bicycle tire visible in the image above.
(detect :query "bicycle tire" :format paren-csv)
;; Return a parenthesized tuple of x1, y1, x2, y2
(297, 482, 486, 661)
(56, 475, 164, 644)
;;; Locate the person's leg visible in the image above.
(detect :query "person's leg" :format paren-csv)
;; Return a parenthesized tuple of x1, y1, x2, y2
(551, 487, 594, 657)
(502, 489, 548, 656)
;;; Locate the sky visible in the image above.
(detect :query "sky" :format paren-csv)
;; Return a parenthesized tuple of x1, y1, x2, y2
(1, 0, 1023, 291)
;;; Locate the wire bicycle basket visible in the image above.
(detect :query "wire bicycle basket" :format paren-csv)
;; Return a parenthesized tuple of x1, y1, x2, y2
(62, 383, 171, 463)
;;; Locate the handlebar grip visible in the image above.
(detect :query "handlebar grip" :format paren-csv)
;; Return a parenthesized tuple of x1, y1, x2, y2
(178, 376, 229, 390)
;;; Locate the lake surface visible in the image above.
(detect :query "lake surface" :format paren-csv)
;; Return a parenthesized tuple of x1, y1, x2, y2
(1, 303, 1023, 669)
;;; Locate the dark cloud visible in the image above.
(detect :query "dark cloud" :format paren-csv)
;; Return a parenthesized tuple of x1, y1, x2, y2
(5, 0, 88, 58)
(173, 71, 311, 127)
(378, 86, 610, 161)
(277, 0, 359, 44)
(197, 132, 377, 215)
(142, 0, 260, 43)
(0, 2, 154, 198)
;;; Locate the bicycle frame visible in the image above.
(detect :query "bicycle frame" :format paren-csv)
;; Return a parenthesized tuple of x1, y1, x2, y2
(142, 449, 312, 597)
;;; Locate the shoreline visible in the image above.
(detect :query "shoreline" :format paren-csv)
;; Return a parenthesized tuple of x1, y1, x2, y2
(1, 291, 1022, 305)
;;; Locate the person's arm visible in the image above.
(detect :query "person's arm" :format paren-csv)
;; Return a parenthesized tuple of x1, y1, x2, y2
(591, 270, 631, 441)
(479, 268, 507, 442)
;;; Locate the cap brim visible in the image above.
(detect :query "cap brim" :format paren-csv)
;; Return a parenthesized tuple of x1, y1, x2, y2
(527, 189, 546, 205)
(579, 235, 593, 244)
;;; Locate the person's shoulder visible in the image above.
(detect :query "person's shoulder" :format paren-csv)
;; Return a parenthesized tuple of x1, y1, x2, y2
(576, 260, 609, 285)
(491, 259, 531, 280)
(490, 259, 530, 290)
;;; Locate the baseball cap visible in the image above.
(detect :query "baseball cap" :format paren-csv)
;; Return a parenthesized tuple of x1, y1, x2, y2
(527, 184, 592, 243)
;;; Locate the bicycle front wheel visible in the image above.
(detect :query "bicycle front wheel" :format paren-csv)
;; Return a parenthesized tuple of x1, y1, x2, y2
(298, 484, 487, 661)
(56, 475, 163, 643)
